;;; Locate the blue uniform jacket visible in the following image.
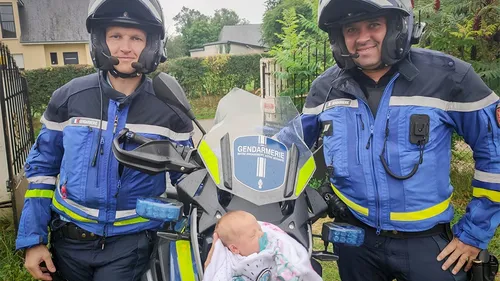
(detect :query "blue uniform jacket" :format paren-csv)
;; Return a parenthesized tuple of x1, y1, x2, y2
(16, 72, 193, 249)
(301, 48, 500, 249)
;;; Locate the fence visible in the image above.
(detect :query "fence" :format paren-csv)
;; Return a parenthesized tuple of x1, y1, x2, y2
(0, 42, 35, 228)
(260, 40, 333, 111)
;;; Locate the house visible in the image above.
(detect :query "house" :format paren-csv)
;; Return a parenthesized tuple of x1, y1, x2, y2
(0, 0, 92, 70)
(190, 24, 268, 58)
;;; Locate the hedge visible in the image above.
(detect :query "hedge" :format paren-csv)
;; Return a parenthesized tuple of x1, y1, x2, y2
(25, 54, 266, 116)
(25, 65, 96, 115)
(150, 53, 268, 98)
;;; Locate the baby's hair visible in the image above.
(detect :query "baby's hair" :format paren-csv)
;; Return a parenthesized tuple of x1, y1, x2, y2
(215, 210, 255, 246)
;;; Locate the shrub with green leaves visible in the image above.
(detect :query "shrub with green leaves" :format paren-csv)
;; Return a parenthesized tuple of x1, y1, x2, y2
(414, 0, 500, 94)
(269, 1, 334, 99)
(152, 54, 267, 98)
(24, 65, 96, 116)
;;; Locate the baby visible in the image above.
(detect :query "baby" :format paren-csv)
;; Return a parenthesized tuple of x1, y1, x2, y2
(215, 210, 266, 257)
(204, 210, 323, 281)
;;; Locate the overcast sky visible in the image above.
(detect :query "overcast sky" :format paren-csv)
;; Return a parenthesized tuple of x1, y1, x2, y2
(157, 0, 267, 35)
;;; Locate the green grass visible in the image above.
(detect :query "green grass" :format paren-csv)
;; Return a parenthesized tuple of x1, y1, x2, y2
(312, 218, 341, 281)
(0, 211, 34, 281)
(189, 95, 222, 120)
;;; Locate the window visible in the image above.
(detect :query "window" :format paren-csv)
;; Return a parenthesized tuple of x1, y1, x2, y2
(12, 54, 24, 70)
(0, 4, 16, 38)
(50, 53, 58, 65)
(63, 52, 79, 65)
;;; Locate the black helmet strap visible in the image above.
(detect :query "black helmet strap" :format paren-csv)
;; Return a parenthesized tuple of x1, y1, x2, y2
(109, 68, 141, 79)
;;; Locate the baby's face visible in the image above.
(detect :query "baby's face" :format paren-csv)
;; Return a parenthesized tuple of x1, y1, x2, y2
(233, 219, 263, 256)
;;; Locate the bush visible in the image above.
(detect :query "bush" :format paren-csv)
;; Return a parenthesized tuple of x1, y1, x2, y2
(152, 53, 267, 98)
(24, 65, 96, 116)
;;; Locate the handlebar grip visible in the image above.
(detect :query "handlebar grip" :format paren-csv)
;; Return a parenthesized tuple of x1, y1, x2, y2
(471, 261, 484, 281)
(127, 131, 152, 145)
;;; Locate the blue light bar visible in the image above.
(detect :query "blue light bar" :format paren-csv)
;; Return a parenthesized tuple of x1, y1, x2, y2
(136, 197, 183, 222)
(323, 222, 364, 247)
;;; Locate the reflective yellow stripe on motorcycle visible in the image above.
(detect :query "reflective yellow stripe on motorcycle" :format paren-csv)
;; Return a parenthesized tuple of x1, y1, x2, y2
(198, 140, 220, 185)
(295, 155, 316, 196)
(330, 184, 369, 216)
(25, 189, 54, 199)
(473, 187, 500, 203)
(113, 217, 149, 226)
(176, 240, 196, 281)
(390, 195, 452, 222)
(52, 197, 98, 223)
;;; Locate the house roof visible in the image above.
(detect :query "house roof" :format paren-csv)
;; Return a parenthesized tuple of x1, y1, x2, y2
(189, 40, 267, 53)
(19, 0, 89, 44)
(190, 48, 204, 52)
(218, 24, 266, 48)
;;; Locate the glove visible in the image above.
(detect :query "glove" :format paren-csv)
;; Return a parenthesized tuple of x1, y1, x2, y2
(318, 181, 348, 220)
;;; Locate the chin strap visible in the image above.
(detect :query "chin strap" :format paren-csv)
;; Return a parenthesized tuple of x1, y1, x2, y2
(109, 68, 141, 79)
(356, 62, 390, 71)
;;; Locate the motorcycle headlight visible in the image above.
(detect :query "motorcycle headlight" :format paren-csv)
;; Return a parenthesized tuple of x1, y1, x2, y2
(136, 197, 183, 222)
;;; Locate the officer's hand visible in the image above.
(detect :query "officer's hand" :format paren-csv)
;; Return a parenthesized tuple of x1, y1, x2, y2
(204, 232, 219, 270)
(437, 237, 480, 275)
(24, 244, 56, 281)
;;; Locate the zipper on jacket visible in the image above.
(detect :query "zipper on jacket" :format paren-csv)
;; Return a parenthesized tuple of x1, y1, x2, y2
(354, 98, 381, 234)
(90, 127, 99, 167)
(488, 118, 498, 152)
(106, 103, 122, 243)
(368, 124, 381, 235)
(112, 114, 119, 135)
(366, 127, 373, 149)
(114, 180, 121, 198)
(100, 137, 105, 155)
(384, 111, 391, 166)
(356, 114, 364, 164)
(372, 74, 399, 235)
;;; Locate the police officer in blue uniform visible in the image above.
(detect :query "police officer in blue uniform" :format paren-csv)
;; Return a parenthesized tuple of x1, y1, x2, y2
(16, 1, 193, 280)
(302, 0, 500, 280)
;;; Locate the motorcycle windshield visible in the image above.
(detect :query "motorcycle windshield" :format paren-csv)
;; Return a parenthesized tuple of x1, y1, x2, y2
(198, 88, 316, 206)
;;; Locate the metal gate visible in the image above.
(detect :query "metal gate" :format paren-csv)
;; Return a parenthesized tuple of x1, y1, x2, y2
(0, 42, 35, 229)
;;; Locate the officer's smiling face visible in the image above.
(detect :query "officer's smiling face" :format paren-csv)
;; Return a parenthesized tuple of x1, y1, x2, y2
(106, 26, 147, 74)
(342, 16, 387, 70)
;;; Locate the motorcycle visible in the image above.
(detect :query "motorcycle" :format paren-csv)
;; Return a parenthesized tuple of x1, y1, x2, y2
(111, 72, 498, 281)
(111, 72, 360, 281)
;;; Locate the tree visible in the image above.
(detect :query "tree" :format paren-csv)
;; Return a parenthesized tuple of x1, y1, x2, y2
(173, 7, 248, 52)
(173, 7, 213, 51)
(173, 7, 210, 34)
(166, 35, 187, 59)
(265, 0, 283, 10)
(262, 0, 313, 47)
(269, 5, 333, 98)
(212, 8, 249, 35)
(414, 0, 500, 93)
